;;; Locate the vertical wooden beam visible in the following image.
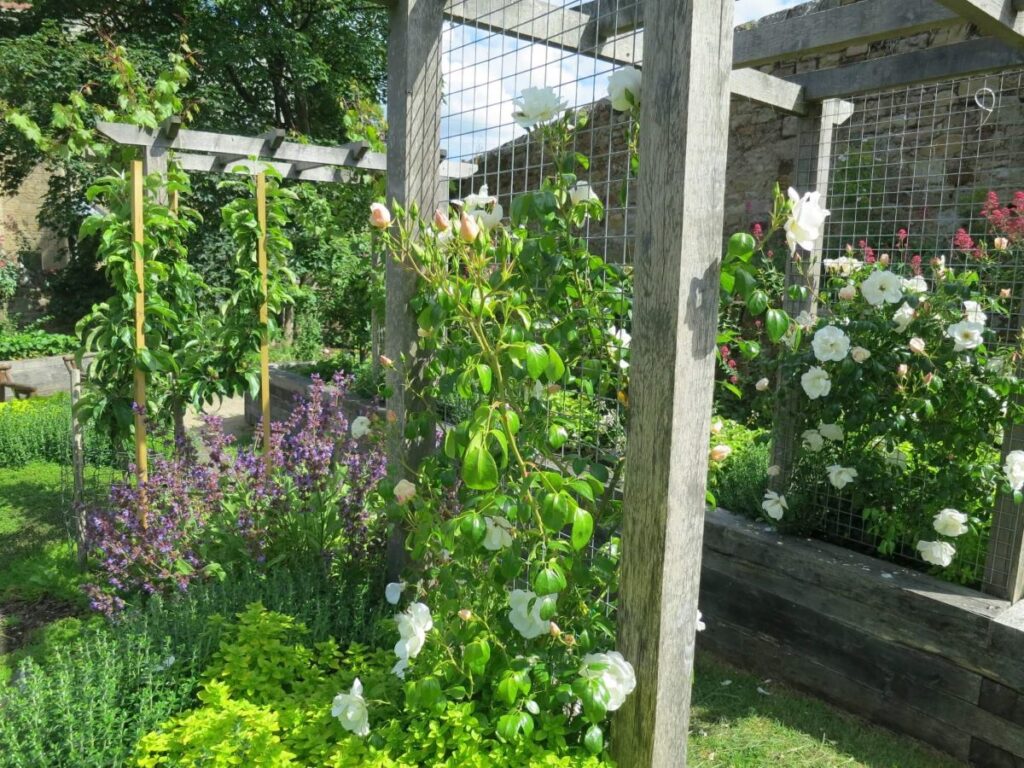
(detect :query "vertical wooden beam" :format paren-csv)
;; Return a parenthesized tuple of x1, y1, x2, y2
(985, 420, 1024, 602)
(770, 99, 855, 487)
(612, 2, 734, 766)
(383, 0, 445, 580)
(131, 159, 149, 507)
(256, 172, 272, 469)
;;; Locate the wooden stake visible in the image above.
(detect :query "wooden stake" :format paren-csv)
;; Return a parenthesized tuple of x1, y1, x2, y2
(256, 172, 272, 469)
(612, 2, 734, 766)
(131, 159, 149, 509)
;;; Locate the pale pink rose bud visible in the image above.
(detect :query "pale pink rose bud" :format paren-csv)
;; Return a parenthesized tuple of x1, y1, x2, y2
(394, 479, 416, 504)
(386, 409, 398, 423)
(838, 285, 856, 301)
(994, 237, 1009, 251)
(923, 372, 934, 385)
(766, 464, 781, 477)
(458, 609, 473, 622)
(434, 208, 451, 231)
(710, 444, 732, 462)
(879, 253, 891, 266)
(909, 337, 926, 355)
(369, 202, 392, 229)
(851, 347, 871, 364)
(459, 211, 481, 243)
(1001, 288, 1012, 299)
(710, 419, 724, 435)
(549, 621, 562, 638)
(379, 354, 394, 368)
(897, 363, 909, 378)
(755, 377, 770, 392)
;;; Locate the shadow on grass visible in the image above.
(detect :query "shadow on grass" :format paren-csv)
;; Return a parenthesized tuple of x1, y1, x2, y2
(0, 475, 66, 563)
(690, 653, 963, 768)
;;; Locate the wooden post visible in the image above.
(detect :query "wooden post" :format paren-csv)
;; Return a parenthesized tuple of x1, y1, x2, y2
(131, 159, 149, 503)
(63, 355, 87, 569)
(383, 0, 445, 581)
(769, 98, 855, 487)
(256, 172, 272, 470)
(985, 424, 1024, 602)
(611, 2, 734, 766)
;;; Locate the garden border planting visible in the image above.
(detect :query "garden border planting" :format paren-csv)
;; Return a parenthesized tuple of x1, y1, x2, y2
(700, 507, 1024, 765)
(243, 365, 382, 427)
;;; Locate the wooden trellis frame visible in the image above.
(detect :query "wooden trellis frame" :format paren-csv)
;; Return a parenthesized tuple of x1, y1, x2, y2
(384, 0, 1024, 765)
(93, 119, 477, 487)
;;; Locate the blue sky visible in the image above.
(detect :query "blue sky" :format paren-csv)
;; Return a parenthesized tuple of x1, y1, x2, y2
(442, 0, 808, 160)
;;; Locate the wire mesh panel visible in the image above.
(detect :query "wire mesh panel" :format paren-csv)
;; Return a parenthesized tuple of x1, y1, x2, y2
(789, 68, 1024, 586)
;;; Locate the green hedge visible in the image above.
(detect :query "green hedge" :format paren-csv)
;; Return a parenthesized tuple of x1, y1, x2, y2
(0, 330, 78, 361)
(0, 394, 112, 467)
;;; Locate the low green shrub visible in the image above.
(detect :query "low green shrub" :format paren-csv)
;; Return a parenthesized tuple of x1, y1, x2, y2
(0, 394, 114, 467)
(707, 418, 770, 518)
(0, 329, 78, 360)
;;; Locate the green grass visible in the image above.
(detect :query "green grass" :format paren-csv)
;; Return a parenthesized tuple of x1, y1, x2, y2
(690, 654, 962, 767)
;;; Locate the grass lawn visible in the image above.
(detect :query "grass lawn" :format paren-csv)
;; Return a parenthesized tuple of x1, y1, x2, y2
(690, 654, 963, 767)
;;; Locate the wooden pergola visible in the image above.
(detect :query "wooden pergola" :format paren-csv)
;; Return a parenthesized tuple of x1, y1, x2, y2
(382, 1, 1024, 766)
(93, 118, 476, 480)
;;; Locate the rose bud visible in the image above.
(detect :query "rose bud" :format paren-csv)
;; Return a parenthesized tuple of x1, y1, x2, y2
(369, 202, 392, 229)
(459, 211, 481, 243)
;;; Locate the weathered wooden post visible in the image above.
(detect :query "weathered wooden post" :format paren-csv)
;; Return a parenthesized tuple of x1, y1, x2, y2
(383, 0, 445, 580)
(131, 158, 149, 507)
(256, 171, 273, 469)
(612, 1, 734, 765)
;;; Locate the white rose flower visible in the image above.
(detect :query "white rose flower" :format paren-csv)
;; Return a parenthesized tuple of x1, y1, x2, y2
(851, 346, 871, 364)
(827, 464, 858, 490)
(710, 444, 732, 462)
(861, 270, 903, 306)
(884, 447, 909, 471)
(964, 300, 988, 326)
(512, 86, 567, 129)
(608, 67, 642, 111)
(946, 321, 985, 351)
(483, 516, 514, 551)
(795, 310, 817, 331)
(932, 508, 968, 537)
(578, 651, 637, 712)
(1004, 450, 1024, 492)
(755, 377, 770, 392)
(456, 185, 504, 230)
(384, 581, 405, 605)
(801, 429, 824, 453)
(332, 678, 370, 737)
(766, 464, 781, 478)
(908, 337, 927, 355)
(811, 325, 850, 363)
(392, 602, 433, 678)
(892, 302, 915, 332)
(838, 284, 857, 301)
(784, 188, 831, 255)
(801, 366, 832, 399)
(762, 491, 788, 520)
(609, 326, 631, 370)
(351, 416, 371, 439)
(508, 589, 552, 639)
(569, 181, 599, 207)
(823, 257, 862, 276)
(902, 276, 928, 293)
(394, 479, 416, 505)
(818, 422, 844, 442)
(917, 540, 956, 568)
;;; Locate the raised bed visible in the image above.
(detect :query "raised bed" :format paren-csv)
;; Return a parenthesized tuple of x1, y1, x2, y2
(243, 366, 381, 427)
(699, 508, 1024, 766)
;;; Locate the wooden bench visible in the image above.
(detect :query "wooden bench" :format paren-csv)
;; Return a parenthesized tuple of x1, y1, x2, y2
(0, 364, 37, 402)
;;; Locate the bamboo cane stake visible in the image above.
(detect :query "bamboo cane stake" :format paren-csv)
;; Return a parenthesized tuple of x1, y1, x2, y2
(131, 159, 149, 522)
(256, 172, 272, 470)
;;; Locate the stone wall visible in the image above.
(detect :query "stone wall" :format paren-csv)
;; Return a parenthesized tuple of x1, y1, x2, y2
(0, 164, 69, 273)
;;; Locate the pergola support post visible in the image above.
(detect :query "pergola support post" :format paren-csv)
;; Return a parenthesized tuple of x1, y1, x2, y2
(611, 1, 735, 765)
(256, 172, 273, 469)
(130, 158, 149, 513)
(383, 0, 446, 581)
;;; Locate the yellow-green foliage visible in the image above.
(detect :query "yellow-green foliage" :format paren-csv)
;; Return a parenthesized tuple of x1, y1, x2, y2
(133, 603, 614, 768)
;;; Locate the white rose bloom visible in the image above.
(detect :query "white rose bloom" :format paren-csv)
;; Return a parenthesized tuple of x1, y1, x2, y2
(482, 516, 514, 551)
(964, 300, 988, 326)
(508, 589, 552, 640)
(811, 325, 850, 363)
(818, 422, 844, 442)
(801, 429, 825, 453)
(795, 310, 817, 331)
(578, 651, 637, 712)
(917, 540, 956, 568)
(892, 302, 916, 332)
(332, 678, 370, 737)
(1004, 450, 1024, 492)
(784, 188, 831, 254)
(909, 337, 927, 355)
(884, 447, 909, 471)
(933, 508, 969, 537)
(851, 346, 872, 364)
(755, 377, 770, 392)
(801, 366, 832, 399)
(351, 416, 371, 439)
(861, 270, 904, 306)
(823, 256, 863, 276)
(393, 602, 433, 678)
(609, 326, 631, 370)
(762, 491, 788, 521)
(827, 464, 858, 490)
(384, 582, 405, 605)
(947, 321, 985, 351)
(766, 464, 781, 478)
(569, 181, 599, 207)
(512, 86, 567, 129)
(394, 479, 417, 505)
(608, 67, 642, 111)
(902, 275, 928, 293)
(457, 185, 504, 229)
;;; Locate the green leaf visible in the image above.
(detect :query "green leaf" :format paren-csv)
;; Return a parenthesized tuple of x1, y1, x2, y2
(463, 435, 499, 491)
(747, 289, 769, 316)
(727, 232, 756, 261)
(548, 424, 569, 450)
(497, 674, 519, 706)
(526, 344, 547, 379)
(534, 562, 567, 596)
(460, 513, 486, 544)
(476, 363, 493, 394)
(571, 509, 594, 551)
(765, 308, 790, 343)
(584, 725, 604, 755)
(464, 640, 491, 676)
(545, 346, 565, 381)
